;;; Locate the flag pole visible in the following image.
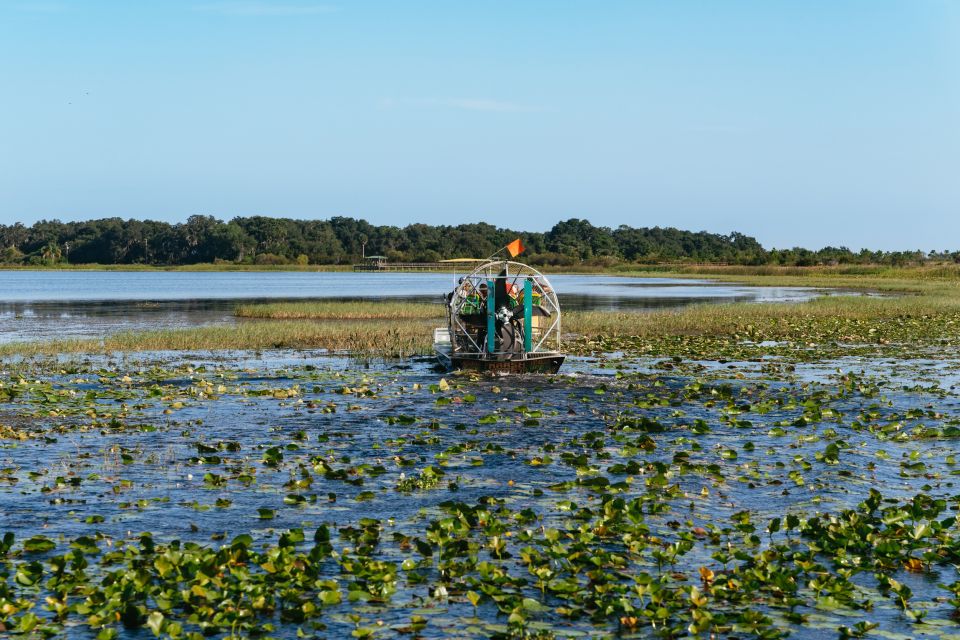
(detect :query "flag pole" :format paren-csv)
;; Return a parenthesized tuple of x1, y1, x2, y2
(487, 246, 507, 261)
(486, 238, 524, 263)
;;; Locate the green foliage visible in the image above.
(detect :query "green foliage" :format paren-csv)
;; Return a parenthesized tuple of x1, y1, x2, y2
(0, 215, 775, 267)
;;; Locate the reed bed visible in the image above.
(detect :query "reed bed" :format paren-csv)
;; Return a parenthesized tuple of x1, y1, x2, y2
(235, 300, 444, 320)
(0, 319, 436, 358)
(566, 293, 960, 345)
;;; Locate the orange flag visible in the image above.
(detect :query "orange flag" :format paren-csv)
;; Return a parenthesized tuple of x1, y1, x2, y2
(506, 238, 525, 257)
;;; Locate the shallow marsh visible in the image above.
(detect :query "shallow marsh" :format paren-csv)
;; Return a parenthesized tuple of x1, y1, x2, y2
(4, 270, 960, 638)
(3, 345, 960, 638)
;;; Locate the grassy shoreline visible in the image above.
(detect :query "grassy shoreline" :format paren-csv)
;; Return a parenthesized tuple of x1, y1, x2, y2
(0, 263, 355, 272)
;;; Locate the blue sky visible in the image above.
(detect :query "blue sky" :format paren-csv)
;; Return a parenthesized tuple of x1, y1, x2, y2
(0, 0, 956, 250)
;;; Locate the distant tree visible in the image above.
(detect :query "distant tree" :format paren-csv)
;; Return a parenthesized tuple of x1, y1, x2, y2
(2, 245, 25, 264)
(0, 214, 928, 268)
(546, 219, 618, 260)
(39, 241, 63, 265)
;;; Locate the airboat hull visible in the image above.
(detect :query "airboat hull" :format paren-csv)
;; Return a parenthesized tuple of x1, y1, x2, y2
(442, 353, 565, 374)
(453, 355, 565, 374)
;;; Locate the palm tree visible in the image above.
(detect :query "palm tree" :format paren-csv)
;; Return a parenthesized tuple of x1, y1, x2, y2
(40, 242, 62, 265)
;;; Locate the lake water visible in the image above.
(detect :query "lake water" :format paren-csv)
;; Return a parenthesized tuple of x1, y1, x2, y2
(0, 270, 824, 343)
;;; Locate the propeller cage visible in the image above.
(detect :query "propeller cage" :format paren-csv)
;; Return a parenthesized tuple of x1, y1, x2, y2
(447, 260, 562, 359)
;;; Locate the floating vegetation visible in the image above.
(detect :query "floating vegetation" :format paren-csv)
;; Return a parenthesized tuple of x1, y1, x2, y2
(1, 345, 960, 638)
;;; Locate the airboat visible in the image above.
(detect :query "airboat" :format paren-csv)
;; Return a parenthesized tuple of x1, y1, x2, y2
(433, 258, 565, 373)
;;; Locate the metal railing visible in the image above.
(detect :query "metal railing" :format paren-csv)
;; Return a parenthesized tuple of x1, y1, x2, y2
(353, 261, 484, 272)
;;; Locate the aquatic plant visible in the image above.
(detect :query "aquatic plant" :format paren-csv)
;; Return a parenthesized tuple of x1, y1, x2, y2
(1, 346, 960, 637)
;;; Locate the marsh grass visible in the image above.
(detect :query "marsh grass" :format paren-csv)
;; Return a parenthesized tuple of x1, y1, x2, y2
(564, 292, 960, 358)
(623, 264, 960, 294)
(569, 295, 954, 335)
(235, 300, 444, 320)
(0, 319, 437, 357)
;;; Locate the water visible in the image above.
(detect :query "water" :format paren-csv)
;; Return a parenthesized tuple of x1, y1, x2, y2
(0, 351, 955, 638)
(0, 271, 946, 639)
(0, 270, 823, 343)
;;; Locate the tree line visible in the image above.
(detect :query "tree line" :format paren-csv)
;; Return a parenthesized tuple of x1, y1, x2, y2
(0, 215, 946, 267)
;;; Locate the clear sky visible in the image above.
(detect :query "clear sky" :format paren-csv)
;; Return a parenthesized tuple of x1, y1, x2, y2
(0, 1, 957, 250)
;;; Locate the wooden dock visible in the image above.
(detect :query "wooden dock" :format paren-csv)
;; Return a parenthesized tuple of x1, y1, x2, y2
(353, 261, 484, 272)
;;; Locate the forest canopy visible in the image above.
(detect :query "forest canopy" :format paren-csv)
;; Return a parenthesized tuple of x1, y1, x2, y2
(0, 215, 940, 267)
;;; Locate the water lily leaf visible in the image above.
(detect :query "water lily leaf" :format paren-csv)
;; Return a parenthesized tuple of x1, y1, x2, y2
(23, 535, 55, 553)
(146, 611, 164, 637)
